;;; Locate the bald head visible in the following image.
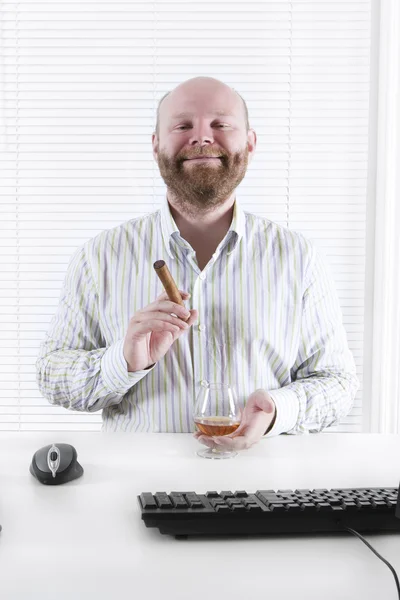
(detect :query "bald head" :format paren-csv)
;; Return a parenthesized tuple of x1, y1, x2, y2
(155, 77, 249, 137)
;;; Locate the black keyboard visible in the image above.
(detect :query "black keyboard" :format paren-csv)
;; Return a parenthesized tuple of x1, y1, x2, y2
(138, 486, 400, 538)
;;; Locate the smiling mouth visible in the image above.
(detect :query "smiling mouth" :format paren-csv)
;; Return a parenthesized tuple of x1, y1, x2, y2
(185, 157, 221, 161)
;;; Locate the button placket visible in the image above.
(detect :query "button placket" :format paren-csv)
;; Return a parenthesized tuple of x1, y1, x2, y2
(191, 269, 207, 401)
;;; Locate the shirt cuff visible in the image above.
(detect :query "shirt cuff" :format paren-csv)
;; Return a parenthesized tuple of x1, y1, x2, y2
(101, 338, 156, 395)
(263, 387, 300, 438)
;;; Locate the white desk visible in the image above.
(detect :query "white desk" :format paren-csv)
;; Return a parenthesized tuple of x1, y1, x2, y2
(0, 432, 399, 600)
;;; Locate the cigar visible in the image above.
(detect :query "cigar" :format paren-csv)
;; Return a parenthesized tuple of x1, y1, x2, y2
(153, 260, 190, 321)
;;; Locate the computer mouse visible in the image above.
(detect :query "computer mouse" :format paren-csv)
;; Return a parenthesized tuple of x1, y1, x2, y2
(29, 443, 84, 485)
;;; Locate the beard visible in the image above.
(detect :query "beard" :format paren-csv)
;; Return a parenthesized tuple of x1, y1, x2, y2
(156, 144, 249, 215)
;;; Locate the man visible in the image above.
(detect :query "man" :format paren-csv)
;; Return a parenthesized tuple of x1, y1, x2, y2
(36, 76, 359, 450)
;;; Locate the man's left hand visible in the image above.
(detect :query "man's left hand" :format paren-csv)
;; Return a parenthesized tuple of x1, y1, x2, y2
(193, 389, 276, 451)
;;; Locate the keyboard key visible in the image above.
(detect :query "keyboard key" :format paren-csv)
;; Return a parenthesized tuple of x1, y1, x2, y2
(278, 493, 297, 500)
(269, 499, 294, 506)
(215, 504, 231, 513)
(184, 492, 204, 508)
(356, 500, 372, 509)
(205, 491, 220, 498)
(242, 497, 255, 506)
(355, 495, 370, 502)
(234, 491, 248, 497)
(189, 501, 204, 509)
(220, 491, 234, 499)
(231, 504, 246, 511)
(246, 503, 263, 512)
(302, 502, 317, 512)
(286, 503, 302, 512)
(154, 492, 173, 508)
(310, 494, 325, 502)
(256, 491, 281, 504)
(226, 498, 243, 506)
(184, 492, 199, 499)
(210, 498, 227, 507)
(269, 504, 286, 513)
(297, 496, 313, 504)
(343, 501, 359, 512)
(317, 502, 333, 512)
(139, 492, 157, 509)
(328, 499, 343, 507)
(371, 500, 390, 510)
(169, 492, 188, 509)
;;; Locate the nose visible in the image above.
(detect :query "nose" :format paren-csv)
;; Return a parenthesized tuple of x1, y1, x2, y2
(187, 123, 214, 146)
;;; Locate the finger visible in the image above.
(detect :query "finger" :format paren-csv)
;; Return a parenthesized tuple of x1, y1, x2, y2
(156, 289, 190, 301)
(156, 300, 191, 321)
(196, 435, 219, 450)
(226, 420, 247, 438)
(132, 320, 181, 337)
(139, 302, 191, 323)
(186, 309, 198, 326)
(213, 435, 251, 451)
(135, 311, 190, 330)
(141, 309, 197, 330)
(158, 300, 193, 321)
(149, 291, 191, 316)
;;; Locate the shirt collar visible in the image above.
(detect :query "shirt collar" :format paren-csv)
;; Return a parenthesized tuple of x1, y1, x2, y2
(160, 194, 245, 258)
(227, 197, 245, 253)
(160, 196, 180, 259)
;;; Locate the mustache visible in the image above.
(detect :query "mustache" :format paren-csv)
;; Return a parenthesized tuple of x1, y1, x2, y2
(181, 152, 223, 160)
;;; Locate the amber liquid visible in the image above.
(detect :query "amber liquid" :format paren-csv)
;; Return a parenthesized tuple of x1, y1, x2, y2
(194, 416, 240, 437)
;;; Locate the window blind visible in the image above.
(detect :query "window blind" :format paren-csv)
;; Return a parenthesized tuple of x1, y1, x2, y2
(0, 0, 372, 432)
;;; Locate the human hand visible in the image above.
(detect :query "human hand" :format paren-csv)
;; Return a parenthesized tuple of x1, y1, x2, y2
(123, 289, 198, 372)
(193, 389, 276, 451)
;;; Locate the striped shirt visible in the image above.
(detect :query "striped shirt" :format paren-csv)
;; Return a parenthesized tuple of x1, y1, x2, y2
(36, 197, 359, 435)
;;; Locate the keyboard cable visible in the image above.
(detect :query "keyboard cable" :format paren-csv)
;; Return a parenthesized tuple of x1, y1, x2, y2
(343, 526, 400, 598)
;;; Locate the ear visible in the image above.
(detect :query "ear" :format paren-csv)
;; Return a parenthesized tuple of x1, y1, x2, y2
(152, 132, 159, 163)
(246, 129, 257, 165)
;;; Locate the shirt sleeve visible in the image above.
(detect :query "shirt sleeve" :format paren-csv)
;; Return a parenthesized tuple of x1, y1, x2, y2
(36, 244, 154, 413)
(263, 241, 360, 437)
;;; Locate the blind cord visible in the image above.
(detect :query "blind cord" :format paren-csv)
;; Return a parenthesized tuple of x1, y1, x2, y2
(344, 526, 400, 598)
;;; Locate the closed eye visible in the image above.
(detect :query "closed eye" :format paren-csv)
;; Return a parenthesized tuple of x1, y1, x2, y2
(176, 124, 228, 130)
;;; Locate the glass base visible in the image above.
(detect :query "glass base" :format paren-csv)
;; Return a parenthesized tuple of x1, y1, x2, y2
(196, 447, 237, 460)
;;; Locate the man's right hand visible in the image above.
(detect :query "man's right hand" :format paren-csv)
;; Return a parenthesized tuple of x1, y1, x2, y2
(123, 290, 198, 372)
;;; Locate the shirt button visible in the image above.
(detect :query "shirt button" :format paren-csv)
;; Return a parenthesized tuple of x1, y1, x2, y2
(201, 380, 209, 387)
(199, 273, 206, 280)
(198, 325, 206, 332)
